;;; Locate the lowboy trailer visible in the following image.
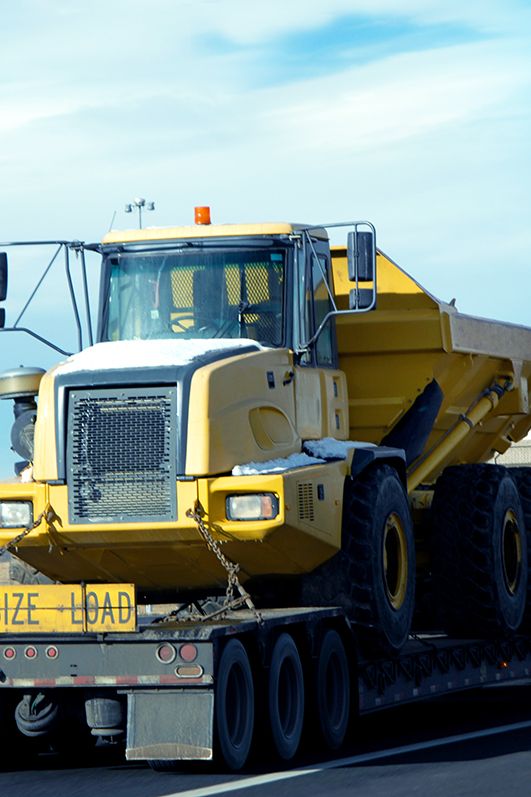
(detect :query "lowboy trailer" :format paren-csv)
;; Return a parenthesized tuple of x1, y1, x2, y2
(1, 603, 531, 770)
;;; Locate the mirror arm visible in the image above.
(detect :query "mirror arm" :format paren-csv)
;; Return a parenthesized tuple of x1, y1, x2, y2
(13, 244, 63, 327)
(0, 327, 73, 356)
(79, 247, 94, 347)
(303, 232, 338, 311)
(297, 308, 359, 353)
(64, 247, 83, 352)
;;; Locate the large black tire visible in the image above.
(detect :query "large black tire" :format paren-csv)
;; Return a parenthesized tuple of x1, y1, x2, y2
(267, 633, 305, 761)
(215, 639, 255, 771)
(315, 629, 350, 751)
(8, 556, 52, 585)
(506, 467, 531, 625)
(431, 464, 527, 636)
(301, 465, 415, 653)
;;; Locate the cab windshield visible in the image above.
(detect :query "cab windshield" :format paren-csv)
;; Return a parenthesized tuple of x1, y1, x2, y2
(100, 247, 285, 345)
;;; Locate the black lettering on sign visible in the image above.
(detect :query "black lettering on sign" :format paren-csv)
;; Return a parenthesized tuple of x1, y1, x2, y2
(100, 592, 115, 624)
(118, 591, 133, 624)
(11, 593, 25, 625)
(27, 593, 39, 625)
(0, 592, 42, 626)
(70, 592, 83, 625)
(86, 592, 99, 625)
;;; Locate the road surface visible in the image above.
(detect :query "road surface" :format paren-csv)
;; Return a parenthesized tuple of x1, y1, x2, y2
(2, 684, 531, 796)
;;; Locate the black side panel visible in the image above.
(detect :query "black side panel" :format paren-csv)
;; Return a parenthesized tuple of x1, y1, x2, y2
(350, 446, 407, 484)
(380, 379, 443, 466)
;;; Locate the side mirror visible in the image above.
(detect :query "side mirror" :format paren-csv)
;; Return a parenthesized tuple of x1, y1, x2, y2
(349, 288, 375, 310)
(347, 231, 374, 282)
(0, 252, 7, 302)
(0, 252, 7, 329)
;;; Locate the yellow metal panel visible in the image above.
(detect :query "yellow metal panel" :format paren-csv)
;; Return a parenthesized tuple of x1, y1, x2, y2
(293, 368, 323, 438)
(0, 584, 136, 633)
(185, 348, 300, 475)
(102, 222, 296, 245)
(0, 461, 346, 591)
(330, 246, 531, 484)
(293, 367, 349, 440)
(33, 368, 60, 482)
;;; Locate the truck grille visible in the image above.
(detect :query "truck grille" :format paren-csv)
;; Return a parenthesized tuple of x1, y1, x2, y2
(67, 387, 177, 524)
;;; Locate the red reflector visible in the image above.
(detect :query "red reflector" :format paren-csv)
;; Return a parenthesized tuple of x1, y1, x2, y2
(3, 647, 16, 660)
(156, 643, 176, 664)
(45, 646, 59, 660)
(24, 646, 37, 659)
(179, 643, 198, 663)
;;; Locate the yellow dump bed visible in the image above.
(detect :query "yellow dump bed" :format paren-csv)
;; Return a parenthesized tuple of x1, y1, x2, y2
(331, 248, 531, 487)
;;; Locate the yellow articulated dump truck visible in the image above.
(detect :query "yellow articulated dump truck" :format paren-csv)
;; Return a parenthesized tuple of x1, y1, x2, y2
(0, 209, 531, 770)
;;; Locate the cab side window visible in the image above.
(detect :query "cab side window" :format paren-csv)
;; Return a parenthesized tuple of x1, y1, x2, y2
(312, 256, 334, 367)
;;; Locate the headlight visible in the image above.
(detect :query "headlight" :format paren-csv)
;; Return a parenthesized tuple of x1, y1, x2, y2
(0, 501, 33, 528)
(226, 494, 279, 521)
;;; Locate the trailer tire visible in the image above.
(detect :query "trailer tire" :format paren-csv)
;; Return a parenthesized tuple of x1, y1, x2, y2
(315, 629, 350, 751)
(268, 633, 305, 761)
(432, 464, 527, 635)
(215, 639, 255, 771)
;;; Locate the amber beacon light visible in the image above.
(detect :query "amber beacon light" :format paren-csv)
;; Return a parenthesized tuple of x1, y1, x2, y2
(194, 206, 211, 225)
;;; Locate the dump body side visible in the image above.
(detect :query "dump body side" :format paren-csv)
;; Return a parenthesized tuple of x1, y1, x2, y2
(331, 246, 531, 486)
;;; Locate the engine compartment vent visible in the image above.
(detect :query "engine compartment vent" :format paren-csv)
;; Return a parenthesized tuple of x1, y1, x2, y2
(297, 482, 315, 522)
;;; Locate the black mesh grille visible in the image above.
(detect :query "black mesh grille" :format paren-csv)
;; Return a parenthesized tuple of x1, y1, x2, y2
(67, 387, 177, 523)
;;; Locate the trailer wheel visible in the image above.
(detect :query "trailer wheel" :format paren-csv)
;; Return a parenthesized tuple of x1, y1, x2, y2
(432, 464, 527, 635)
(268, 633, 304, 761)
(215, 639, 255, 771)
(315, 629, 350, 751)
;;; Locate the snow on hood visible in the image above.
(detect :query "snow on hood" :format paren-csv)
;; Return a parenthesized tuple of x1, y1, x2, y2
(303, 438, 375, 459)
(54, 338, 264, 375)
(232, 439, 377, 476)
(232, 452, 326, 476)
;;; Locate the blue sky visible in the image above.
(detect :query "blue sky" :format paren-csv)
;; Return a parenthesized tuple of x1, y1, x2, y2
(0, 0, 531, 475)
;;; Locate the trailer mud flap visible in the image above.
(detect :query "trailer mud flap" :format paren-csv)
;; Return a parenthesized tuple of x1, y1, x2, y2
(126, 690, 214, 761)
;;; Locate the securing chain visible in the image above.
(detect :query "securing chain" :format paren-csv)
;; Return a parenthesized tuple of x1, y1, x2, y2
(184, 502, 263, 624)
(0, 504, 53, 558)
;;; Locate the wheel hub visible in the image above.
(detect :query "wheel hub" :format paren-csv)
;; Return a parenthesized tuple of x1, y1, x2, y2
(383, 512, 408, 610)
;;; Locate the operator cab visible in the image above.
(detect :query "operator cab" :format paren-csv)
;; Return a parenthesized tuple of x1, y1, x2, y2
(97, 210, 376, 363)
